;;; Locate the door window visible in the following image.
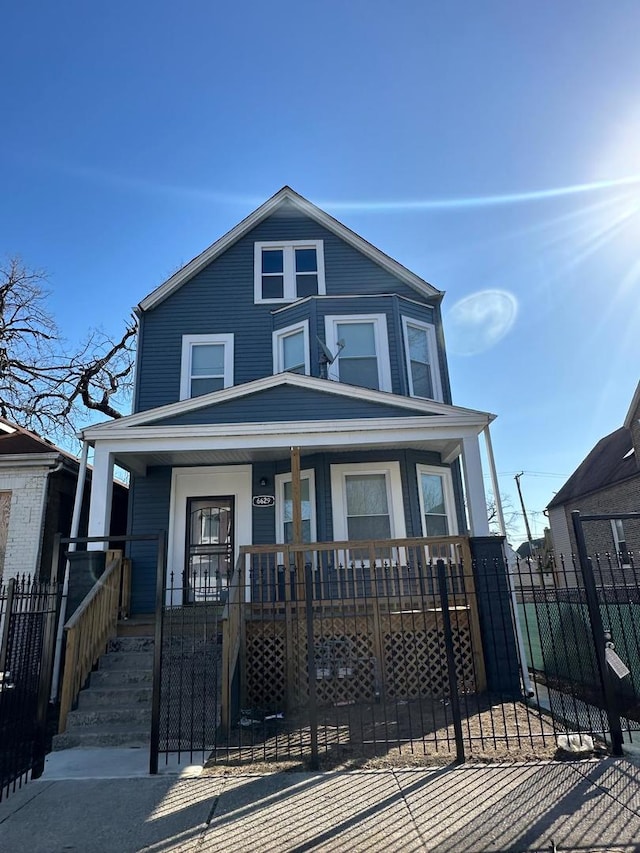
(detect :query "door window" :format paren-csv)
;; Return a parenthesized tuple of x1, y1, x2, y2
(185, 496, 234, 602)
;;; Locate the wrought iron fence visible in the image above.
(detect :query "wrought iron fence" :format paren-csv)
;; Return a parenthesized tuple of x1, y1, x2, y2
(0, 574, 60, 801)
(151, 532, 640, 772)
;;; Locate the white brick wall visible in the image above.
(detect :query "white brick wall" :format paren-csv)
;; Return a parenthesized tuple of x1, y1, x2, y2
(0, 467, 50, 581)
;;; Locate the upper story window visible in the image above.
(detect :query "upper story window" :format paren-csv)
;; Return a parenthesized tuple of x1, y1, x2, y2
(180, 333, 234, 400)
(324, 314, 392, 392)
(273, 321, 310, 375)
(401, 317, 443, 401)
(254, 240, 326, 303)
(416, 465, 458, 537)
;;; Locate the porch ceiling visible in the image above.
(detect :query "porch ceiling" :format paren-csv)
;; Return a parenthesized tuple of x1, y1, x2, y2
(113, 436, 462, 474)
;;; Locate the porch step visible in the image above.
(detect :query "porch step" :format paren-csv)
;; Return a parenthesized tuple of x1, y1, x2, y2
(53, 634, 154, 751)
(61, 705, 152, 728)
(78, 686, 153, 708)
(89, 668, 153, 687)
(52, 725, 151, 750)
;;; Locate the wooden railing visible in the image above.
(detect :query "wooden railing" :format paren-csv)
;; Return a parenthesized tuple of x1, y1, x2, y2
(240, 535, 474, 608)
(58, 550, 130, 733)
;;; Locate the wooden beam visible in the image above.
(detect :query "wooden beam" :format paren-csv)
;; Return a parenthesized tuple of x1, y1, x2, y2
(291, 446, 302, 545)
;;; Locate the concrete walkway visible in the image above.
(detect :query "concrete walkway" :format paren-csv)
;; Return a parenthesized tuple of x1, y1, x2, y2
(1, 750, 640, 852)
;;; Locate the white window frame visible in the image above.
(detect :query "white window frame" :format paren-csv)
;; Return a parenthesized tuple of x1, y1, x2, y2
(275, 468, 317, 544)
(330, 461, 406, 541)
(611, 519, 631, 568)
(272, 320, 310, 376)
(254, 240, 326, 304)
(416, 464, 458, 537)
(324, 313, 392, 392)
(179, 333, 234, 400)
(401, 316, 443, 402)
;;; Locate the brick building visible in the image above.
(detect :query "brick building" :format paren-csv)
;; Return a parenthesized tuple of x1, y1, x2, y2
(547, 381, 640, 587)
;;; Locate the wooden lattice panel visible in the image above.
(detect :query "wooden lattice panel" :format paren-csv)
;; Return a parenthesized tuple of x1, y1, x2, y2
(307, 617, 377, 707)
(382, 611, 477, 699)
(245, 621, 287, 709)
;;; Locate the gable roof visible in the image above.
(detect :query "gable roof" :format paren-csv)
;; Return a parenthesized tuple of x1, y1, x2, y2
(80, 372, 494, 439)
(0, 417, 80, 465)
(137, 186, 442, 312)
(547, 426, 637, 508)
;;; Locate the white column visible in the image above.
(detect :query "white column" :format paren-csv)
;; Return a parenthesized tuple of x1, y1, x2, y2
(483, 425, 505, 536)
(461, 434, 490, 536)
(87, 445, 114, 550)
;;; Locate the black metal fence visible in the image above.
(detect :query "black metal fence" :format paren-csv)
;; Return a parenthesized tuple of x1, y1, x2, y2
(0, 575, 60, 801)
(150, 532, 640, 771)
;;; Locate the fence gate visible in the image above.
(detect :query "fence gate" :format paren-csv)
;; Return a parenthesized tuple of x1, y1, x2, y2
(0, 575, 60, 801)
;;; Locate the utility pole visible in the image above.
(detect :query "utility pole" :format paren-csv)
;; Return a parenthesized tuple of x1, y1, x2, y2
(514, 472, 536, 558)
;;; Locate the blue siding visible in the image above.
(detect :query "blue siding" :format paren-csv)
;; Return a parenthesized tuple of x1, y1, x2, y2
(128, 467, 171, 613)
(154, 385, 431, 426)
(135, 205, 443, 412)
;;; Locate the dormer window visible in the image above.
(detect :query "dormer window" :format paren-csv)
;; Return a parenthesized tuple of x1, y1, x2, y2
(254, 240, 325, 303)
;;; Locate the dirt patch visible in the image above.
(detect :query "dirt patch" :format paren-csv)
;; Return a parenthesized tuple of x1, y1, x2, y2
(202, 695, 586, 773)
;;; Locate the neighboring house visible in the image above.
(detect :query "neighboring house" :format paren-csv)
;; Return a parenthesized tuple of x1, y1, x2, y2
(0, 418, 128, 584)
(80, 186, 503, 614)
(547, 380, 640, 586)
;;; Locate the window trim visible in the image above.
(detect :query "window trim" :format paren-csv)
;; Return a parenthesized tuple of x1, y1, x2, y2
(416, 464, 458, 537)
(254, 240, 326, 304)
(401, 316, 443, 402)
(179, 333, 234, 400)
(324, 313, 392, 392)
(275, 468, 317, 544)
(330, 461, 406, 541)
(272, 320, 310, 376)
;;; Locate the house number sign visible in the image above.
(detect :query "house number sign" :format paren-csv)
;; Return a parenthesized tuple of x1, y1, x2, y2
(252, 495, 275, 507)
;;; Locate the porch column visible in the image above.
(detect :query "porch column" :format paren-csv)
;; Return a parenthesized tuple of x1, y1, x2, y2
(461, 434, 490, 536)
(87, 445, 115, 550)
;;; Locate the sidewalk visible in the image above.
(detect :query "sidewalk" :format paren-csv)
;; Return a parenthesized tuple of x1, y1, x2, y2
(1, 749, 639, 852)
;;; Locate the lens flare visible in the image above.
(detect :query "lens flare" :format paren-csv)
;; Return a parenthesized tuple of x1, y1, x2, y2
(446, 290, 518, 356)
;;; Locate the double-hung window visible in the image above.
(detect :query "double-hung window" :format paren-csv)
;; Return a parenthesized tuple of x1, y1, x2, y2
(330, 462, 406, 542)
(416, 465, 458, 537)
(272, 321, 310, 375)
(180, 334, 234, 400)
(324, 314, 392, 392)
(401, 317, 442, 401)
(255, 241, 325, 303)
(276, 469, 316, 544)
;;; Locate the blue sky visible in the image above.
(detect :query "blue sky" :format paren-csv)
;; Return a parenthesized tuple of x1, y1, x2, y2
(2, 1, 640, 545)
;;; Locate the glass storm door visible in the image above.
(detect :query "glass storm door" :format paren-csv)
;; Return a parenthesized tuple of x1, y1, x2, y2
(185, 496, 234, 603)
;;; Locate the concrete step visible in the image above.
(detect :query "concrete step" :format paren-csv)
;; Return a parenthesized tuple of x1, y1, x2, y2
(53, 725, 150, 750)
(64, 705, 151, 729)
(78, 686, 153, 709)
(108, 636, 154, 654)
(98, 651, 154, 671)
(90, 668, 153, 687)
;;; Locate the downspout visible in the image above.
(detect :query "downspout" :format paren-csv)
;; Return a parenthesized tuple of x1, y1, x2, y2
(483, 425, 534, 697)
(35, 458, 65, 579)
(50, 439, 89, 703)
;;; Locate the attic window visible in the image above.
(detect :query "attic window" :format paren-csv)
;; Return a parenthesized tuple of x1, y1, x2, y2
(254, 241, 325, 303)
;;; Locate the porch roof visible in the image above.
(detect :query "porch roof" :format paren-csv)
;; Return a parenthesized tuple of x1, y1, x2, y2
(80, 374, 495, 475)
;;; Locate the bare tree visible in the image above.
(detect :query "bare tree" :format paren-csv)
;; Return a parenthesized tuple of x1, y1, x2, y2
(486, 491, 520, 539)
(0, 257, 136, 436)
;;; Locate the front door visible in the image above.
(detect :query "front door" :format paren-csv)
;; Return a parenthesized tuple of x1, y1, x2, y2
(185, 496, 234, 603)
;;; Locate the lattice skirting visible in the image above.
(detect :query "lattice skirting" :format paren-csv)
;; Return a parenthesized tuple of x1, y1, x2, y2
(244, 609, 478, 711)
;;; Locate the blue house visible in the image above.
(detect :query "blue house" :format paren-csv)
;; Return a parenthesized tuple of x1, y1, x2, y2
(81, 187, 502, 614)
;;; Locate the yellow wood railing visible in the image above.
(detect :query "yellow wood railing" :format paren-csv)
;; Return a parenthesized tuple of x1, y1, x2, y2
(58, 550, 130, 733)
